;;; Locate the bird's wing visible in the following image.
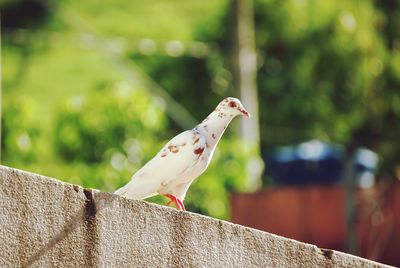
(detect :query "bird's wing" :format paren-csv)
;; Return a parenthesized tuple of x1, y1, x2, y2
(114, 129, 206, 199)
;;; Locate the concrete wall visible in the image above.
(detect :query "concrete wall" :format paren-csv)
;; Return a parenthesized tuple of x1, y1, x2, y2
(0, 165, 392, 267)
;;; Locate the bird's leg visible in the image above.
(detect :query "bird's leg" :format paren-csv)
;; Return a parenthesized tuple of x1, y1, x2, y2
(176, 198, 186, 211)
(164, 194, 180, 210)
(163, 194, 186, 211)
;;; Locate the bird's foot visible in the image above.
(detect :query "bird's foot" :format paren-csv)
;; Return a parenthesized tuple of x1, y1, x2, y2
(163, 194, 186, 211)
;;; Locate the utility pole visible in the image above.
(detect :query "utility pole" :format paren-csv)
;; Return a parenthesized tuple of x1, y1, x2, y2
(232, 0, 263, 191)
(344, 148, 358, 255)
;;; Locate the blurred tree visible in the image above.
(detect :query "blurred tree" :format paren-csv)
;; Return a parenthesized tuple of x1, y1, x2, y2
(253, 0, 384, 145)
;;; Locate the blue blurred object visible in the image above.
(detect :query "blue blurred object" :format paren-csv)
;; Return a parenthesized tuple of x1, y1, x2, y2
(264, 140, 379, 187)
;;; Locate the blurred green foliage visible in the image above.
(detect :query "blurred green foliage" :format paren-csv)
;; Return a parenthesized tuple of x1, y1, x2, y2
(2, 0, 400, 219)
(54, 85, 166, 164)
(2, 98, 40, 164)
(252, 0, 387, 144)
(53, 84, 167, 189)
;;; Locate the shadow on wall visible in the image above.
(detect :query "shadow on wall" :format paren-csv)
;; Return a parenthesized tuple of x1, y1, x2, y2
(24, 188, 114, 267)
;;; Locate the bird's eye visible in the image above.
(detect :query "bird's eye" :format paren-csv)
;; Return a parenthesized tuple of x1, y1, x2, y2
(228, 101, 237, 108)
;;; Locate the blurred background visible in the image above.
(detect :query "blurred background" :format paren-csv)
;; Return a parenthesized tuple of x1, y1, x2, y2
(1, 0, 400, 266)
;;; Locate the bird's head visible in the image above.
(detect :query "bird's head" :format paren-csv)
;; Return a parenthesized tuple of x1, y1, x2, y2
(219, 97, 250, 118)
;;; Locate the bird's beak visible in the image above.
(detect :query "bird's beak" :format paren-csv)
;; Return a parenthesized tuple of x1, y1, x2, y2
(240, 107, 251, 118)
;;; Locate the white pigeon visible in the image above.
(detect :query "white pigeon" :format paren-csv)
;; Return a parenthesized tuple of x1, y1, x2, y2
(114, 97, 250, 211)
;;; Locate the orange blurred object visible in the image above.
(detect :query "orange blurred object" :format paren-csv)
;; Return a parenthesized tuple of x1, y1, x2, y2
(231, 184, 400, 267)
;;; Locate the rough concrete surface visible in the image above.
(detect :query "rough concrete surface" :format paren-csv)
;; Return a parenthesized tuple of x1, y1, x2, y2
(0, 165, 393, 267)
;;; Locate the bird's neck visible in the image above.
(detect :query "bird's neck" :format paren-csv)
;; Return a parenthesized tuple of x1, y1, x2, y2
(196, 110, 236, 149)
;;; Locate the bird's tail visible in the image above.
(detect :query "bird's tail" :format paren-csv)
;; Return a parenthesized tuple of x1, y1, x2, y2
(114, 185, 128, 196)
(114, 180, 158, 200)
